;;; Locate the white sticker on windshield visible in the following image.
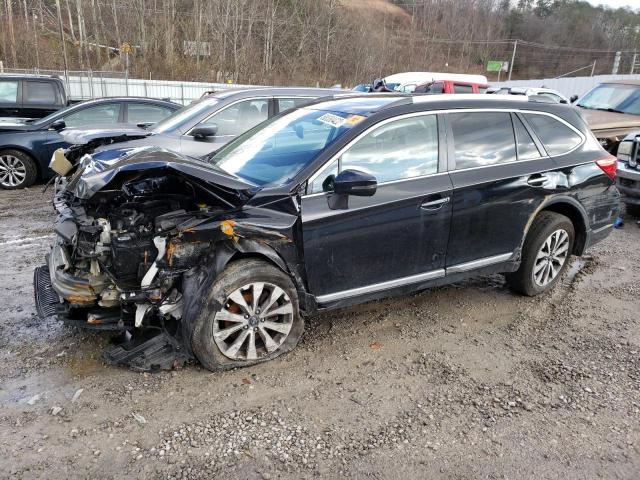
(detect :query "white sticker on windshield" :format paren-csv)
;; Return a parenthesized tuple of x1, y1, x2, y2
(317, 113, 346, 128)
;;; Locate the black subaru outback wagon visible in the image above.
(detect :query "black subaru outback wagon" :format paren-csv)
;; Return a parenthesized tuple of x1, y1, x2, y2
(35, 94, 619, 372)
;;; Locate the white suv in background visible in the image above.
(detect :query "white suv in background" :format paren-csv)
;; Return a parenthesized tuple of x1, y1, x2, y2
(488, 86, 571, 104)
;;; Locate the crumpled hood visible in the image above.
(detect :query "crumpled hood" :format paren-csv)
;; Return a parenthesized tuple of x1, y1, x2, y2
(61, 125, 152, 145)
(66, 145, 257, 201)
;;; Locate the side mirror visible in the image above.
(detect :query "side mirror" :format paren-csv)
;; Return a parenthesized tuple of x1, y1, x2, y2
(137, 121, 154, 129)
(570, 95, 578, 104)
(50, 119, 66, 131)
(192, 124, 218, 140)
(327, 169, 377, 210)
(333, 169, 377, 196)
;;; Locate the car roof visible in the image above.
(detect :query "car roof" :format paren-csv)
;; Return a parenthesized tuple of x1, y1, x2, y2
(73, 96, 179, 106)
(303, 93, 553, 116)
(207, 87, 343, 101)
(600, 80, 640, 86)
(0, 74, 63, 81)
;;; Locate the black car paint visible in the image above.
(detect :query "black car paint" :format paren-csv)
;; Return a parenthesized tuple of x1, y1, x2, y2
(0, 97, 179, 182)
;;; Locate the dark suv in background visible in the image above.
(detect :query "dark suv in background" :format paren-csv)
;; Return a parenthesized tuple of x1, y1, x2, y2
(36, 94, 619, 372)
(0, 75, 67, 119)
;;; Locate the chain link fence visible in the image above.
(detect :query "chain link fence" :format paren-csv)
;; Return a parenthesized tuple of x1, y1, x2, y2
(0, 67, 261, 105)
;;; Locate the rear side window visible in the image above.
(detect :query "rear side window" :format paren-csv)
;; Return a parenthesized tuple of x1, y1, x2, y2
(453, 84, 473, 94)
(450, 112, 516, 169)
(523, 113, 582, 156)
(277, 97, 311, 112)
(64, 103, 121, 127)
(513, 115, 541, 160)
(25, 81, 57, 104)
(127, 103, 173, 124)
(0, 80, 19, 104)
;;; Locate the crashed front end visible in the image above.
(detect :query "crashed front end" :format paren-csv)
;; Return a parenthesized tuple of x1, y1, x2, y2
(35, 146, 258, 371)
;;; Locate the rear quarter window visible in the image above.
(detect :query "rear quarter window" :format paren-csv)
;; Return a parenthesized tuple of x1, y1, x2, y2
(523, 113, 582, 156)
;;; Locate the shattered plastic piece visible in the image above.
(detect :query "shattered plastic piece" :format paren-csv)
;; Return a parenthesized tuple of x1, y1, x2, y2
(102, 330, 189, 372)
(71, 389, 84, 403)
(50, 406, 63, 416)
(27, 393, 43, 405)
(132, 412, 147, 424)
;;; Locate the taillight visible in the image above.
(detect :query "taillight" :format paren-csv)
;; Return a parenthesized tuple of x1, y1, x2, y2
(596, 155, 617, 180)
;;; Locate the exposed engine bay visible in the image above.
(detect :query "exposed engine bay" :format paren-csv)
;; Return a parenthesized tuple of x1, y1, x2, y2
(35, 144, 302, 371)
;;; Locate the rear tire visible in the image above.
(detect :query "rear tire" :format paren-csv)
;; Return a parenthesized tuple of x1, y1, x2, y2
(624, 203, 640, 217)
(0, 149, 38, 189)
(506, 212, 575, 296)
(191, 259, 304, 371)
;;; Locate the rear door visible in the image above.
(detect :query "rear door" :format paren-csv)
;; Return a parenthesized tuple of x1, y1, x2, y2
(179, 97, 270, 157)
(301, 112, 452, 302)
(444, 110, 557, 270)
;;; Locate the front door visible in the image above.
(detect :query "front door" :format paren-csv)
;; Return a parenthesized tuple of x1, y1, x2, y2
(301, 113, 452, 301)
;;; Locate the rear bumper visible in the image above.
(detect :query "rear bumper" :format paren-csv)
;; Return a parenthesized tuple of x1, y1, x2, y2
(617, 161, 640, 205)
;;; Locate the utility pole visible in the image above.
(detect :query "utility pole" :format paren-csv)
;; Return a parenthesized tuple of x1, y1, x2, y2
(591, 60, 596, 77)
(508, 39, 517, 81)
(631, 52, 637, 75)
(55, 0, 70, 90)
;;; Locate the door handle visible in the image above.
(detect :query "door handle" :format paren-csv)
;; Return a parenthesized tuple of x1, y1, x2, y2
(527, 175, 548, 186)
(420, 196, 450, 210)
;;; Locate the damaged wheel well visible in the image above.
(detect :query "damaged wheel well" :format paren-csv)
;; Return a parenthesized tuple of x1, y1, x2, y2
(537, 202, 587, 255)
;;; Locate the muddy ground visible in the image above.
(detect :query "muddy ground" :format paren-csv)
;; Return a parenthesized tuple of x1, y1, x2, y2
(0, 186, 638, 479)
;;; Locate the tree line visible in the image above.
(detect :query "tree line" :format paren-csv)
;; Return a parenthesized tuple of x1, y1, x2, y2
(1, 0, 639, 86)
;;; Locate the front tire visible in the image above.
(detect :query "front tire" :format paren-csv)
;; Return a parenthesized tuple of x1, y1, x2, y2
(506, 212, 575, 296)
(0, 149, 38, 189)
(191, 259, 304, 371)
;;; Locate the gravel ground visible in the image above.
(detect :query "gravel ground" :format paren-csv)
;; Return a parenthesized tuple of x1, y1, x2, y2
(0, 186, 638, 479)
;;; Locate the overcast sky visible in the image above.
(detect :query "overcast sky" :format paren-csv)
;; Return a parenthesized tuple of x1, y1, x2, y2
(587, 0, 638, 9)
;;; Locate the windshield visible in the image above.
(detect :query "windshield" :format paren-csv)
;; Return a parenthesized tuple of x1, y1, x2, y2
(151, 99, 218, 133)
(577, 84, 640, 115)
(207, 108, 364, 186)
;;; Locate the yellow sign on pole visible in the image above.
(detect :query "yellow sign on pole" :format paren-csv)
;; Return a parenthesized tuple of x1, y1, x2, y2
(121, 42, 132, 54)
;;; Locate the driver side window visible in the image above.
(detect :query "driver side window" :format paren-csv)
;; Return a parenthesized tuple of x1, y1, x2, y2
(308, 114, 439, 194)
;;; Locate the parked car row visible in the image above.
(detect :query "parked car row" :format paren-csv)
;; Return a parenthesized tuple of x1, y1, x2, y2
(34, 92, 619, 372)
(0, 96, 180, 188)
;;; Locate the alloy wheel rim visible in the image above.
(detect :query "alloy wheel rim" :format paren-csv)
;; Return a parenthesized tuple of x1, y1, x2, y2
(0, 155, 27, 188)
(533, 228, 570, 287)
(213, 282, 293, 361)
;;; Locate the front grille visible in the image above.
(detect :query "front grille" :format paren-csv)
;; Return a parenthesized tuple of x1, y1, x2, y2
(34, 265, 60, 319)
